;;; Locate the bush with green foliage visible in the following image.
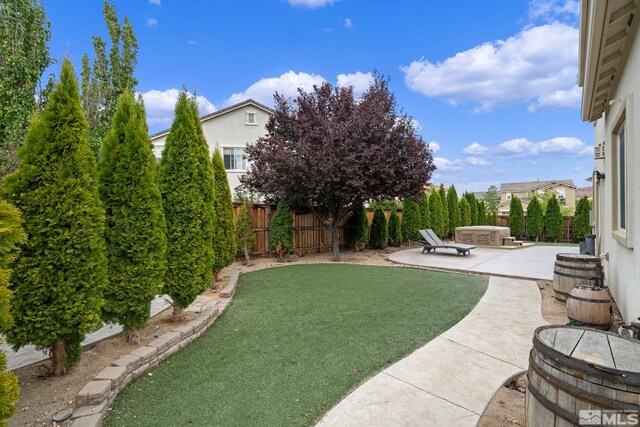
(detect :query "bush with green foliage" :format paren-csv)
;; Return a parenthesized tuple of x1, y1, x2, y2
(465, 192, 479, 226)
(486, 211, 497, 226)
(460, 197, 471, 226)
(483, 185, 500, 213)
(447, 185, 461, 235)
(369, 206, 388, 249)
(269, 199, 293, 259)
(344, 204, 368, 249)
(388, 209, 402, 246)
(0, 201, 26, 422)
(526, 196, 543, 241)
(476, 201, 486, 225)
(509, 196, 525, 238)
(98, 90, 167, 343)
(212, 150, 237, 275)
(158, 92, 215, 321)
(419, 191, 431, 230)
(438, 185, 449, 237)
(429, 190, 445, 237)
(545, 194, 565, 240)
(1, 60, 107, 376)
(573, 196, 592, 241)
(235, 201, 257, 265)
(401, 199, 421, 243)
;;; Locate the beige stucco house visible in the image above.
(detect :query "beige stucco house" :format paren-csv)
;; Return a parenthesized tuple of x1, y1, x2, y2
(579, 0, 639, 323)
(150, 99, 273, 193)
(497, 180, 577, 215)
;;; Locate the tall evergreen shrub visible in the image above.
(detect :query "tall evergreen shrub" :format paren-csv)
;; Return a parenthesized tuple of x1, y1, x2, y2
(477, 200, 487, 225)
(344, 204, 368, 250)
(466, 192, 479, 225)
(369, 206, 388, 249)
(98, 90, 167, 343)
(546, 194, 564, 241)
(509, 196, 525, 238)
(1, 60, 107, 375)
(573, 196, 592, 241)
(388, 209, 402, 246)
(269, 199, 293, 260)
(235, 200, 257, 265)
(438, 185, 449, 237)
(158, 92, 215, 321)
(460, 197, 471, 226)
(212, 150, 236, 276)
(429, 190, 445, 237)
(419, 191, 431, 230)
(447, 185, 461, 235)
(526, 196, 543, 241)
(401, 199, 421, 243)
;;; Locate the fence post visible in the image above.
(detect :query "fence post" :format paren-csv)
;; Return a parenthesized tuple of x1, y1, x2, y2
(266, 205, 272, 258)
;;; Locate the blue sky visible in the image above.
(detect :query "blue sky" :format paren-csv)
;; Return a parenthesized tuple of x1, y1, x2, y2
(44, 0, 593, 194)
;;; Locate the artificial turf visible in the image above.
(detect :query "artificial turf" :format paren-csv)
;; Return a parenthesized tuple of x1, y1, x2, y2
(105, 264, 487, 427)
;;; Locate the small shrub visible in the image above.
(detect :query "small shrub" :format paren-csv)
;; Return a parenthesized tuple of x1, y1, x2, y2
(236, 201, 257, 264)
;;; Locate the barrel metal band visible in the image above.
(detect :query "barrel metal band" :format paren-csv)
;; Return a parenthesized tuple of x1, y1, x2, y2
(554, 269, 602, 280)
(526, 371, 580, 425)
(567, 294, 611, 304)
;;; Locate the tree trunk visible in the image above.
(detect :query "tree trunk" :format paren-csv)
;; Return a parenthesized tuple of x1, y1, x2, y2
(331, 221, 340, 262)
(51, 340, 67, 376)
(243, 240, 251, 265)
(276, 240, 283, 262)
(172, 305, 184, 322)
(127, 328, 140, 345)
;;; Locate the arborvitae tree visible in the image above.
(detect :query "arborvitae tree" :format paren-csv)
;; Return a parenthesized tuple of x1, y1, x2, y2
(212, 150, 236, 276)
(465, 192, 479, 226)
(460, 197, 471, 226)
(0, 201, 26, 422)
(158, 92, 215, 322)
(429, 190, 445, 237)
(344, 203, 368, 250)
(269, 199, 293, 261)
(545, 194, 565, 241)
(1, 60, 107, 376)
(573, 196, 592, 241)
(236, 200, 257, 265)
(419, 191, 431, 230)
(447, 185, 461, 235)
(438, 185, 449, 237)
(526, 195, 544, 241)
(477, 200, 487, 225)
(487, 212, 497, 225)
(388, 209, 402, 246)
(98, 90, 166, 344)
(509, 196, 525, 238)
(401, 199, 421, 243)
(369, 206, 388, 249)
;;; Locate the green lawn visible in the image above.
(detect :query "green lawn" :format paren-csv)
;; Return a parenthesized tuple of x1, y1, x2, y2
(105, 264, 487, 427)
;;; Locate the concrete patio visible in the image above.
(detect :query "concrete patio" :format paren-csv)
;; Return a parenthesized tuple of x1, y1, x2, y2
(388, 244, 579, 281)
(316, 275, 548, 427)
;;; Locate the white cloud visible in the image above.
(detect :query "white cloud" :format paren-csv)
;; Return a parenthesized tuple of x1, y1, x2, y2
(140, 89, 216, 129)
(148, 0, 161, 5)
(463, 142, 489, 155)
(466, 157, 491, 166)
(224, 71, 326, 107)
(401, 22, 579, 112)
(188, 40, 197, 45)
(344, 18, 352, 29)
(145, 17, 158, 27)
(434, 157, 464, 172)
(427, 141, 440, 153)
(287, 0, 335, 8)
(497, 136, 592, 158)
(336, 71, 373, 97)
(528, 85, 581, 111)
(529, 0, 579, 21)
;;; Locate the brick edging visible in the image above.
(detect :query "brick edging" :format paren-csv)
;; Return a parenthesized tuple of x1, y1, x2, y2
(70, 272, 241, 427)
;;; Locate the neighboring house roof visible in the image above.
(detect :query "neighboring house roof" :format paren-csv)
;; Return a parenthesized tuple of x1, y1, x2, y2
(576, 186, 593, 198)
(473, 192, 486, 200)
(149, 98, 274, 140)
(500, 179, 576, 193)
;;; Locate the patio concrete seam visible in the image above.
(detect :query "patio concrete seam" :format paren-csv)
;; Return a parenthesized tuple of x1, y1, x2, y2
(439, 336, 528, 371)
(380, 371, 481, 416)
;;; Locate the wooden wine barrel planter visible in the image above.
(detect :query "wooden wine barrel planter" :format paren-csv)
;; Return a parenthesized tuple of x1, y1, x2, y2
(526, 326, 640, 427)
(566, 286, 612, 330)
(553, 253, 602, 301)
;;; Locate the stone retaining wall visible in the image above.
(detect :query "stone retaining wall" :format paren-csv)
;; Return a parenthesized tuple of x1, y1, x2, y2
(71, 271, 241, 427)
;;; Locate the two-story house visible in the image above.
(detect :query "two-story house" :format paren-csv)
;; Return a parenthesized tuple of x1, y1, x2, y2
(579, 0, 639, 323)
(150, 99, 273, 193)
(497, 180, 577, 215)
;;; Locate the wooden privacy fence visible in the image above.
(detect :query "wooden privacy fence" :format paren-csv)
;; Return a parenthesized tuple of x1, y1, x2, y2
(232, 204, 403, 259)
(495, 215, 577, 243)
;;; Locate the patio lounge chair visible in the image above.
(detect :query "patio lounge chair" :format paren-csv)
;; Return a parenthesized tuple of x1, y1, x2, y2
(418, 229, 475, 256)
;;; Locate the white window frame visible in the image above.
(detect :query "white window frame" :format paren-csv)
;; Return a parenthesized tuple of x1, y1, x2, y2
(505, 192, 512, 200)
(245, 111, 257, 126)
(617, 122, 626, 231)
(611, 106, 631, 248)
(222, 147, 247, 171)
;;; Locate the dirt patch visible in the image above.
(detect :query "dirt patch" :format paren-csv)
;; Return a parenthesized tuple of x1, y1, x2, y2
(8, 246, 407, 426)
(478, 281, 625, 427)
